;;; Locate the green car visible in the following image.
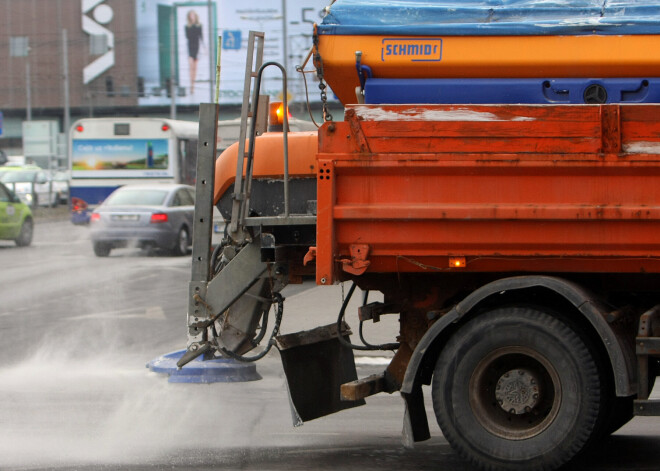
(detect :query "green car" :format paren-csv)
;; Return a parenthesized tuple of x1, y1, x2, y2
(0, 181, 33, 246)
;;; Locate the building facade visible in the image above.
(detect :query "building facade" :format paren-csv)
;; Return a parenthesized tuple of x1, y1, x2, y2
(0, 0, 332, 155)
(2, 0, 138, 110)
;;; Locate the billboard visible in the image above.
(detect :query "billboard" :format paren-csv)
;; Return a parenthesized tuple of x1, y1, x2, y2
(136, 0, 329, 107)
(176, 3, 214, 99)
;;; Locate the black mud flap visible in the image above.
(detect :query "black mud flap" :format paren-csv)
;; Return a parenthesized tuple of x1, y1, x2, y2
(276, 322, 366, 423)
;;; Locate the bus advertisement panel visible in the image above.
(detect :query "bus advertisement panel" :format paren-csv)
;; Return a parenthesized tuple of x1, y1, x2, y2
(71, 139, 171, 177)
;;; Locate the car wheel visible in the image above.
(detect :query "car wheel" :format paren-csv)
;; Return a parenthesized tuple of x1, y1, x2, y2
(432, 307, 602, 471)
(15, 218, 33, 247)
(172, 227, 189, 256)
(93, 242, 111, 257)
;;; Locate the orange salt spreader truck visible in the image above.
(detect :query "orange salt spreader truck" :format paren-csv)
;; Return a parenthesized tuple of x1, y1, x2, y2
(177, 1, 660, 469)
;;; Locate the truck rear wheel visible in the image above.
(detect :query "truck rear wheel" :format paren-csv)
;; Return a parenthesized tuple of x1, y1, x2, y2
(432, 307, 602, 471)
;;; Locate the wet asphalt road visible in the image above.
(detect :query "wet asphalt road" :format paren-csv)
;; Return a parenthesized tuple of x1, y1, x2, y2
(0, 215, 659, 471)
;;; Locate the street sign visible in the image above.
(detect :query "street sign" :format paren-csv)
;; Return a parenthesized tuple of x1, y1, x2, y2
(223, 30, 241, 50)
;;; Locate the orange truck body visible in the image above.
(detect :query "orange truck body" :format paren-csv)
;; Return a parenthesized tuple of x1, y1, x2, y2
(194, 3, 660, 468)
(315, 103, 660, 285)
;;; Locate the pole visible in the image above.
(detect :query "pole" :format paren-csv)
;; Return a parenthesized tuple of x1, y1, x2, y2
(170, 10, 177, 119)
(208, 0, 214, 103)
(26, 61, 32, 121)
(62, 29, 70, 166)
(214, 36, 222, 104)
(282, 0, 288, 76)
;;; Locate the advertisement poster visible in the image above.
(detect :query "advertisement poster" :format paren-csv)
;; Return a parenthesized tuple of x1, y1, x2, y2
(176, 3, 213, 100)
(71, 139, 171, 177)
(136, 0, 329, 106)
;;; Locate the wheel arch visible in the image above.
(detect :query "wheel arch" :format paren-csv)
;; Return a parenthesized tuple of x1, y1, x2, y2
(171, 224, 191, 253)
(180, 222, 191, 237)
(400, 275, 635, 443)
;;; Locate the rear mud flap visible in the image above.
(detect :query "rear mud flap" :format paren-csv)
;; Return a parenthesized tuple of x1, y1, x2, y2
(276, 322, 365, 423)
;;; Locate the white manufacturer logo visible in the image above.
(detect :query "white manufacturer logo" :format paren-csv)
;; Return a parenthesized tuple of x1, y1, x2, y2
(82, 0, 115, 85)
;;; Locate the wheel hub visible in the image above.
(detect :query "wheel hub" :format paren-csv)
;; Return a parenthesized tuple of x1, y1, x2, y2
(495, 368, 540, 414)
(469, 347, 562, 440)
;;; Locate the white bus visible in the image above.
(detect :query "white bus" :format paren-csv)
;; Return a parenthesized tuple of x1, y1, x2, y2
(69, 117, 198, 222)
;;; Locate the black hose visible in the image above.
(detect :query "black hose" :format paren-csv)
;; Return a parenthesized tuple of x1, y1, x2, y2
(336, 283, 399, 351)
(358, 290, 378, 348)
(210, 241, 224, 275)
(251, 308, 270, 345)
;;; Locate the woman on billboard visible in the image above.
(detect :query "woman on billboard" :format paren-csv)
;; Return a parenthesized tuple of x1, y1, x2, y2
(185, 10, 205, 94)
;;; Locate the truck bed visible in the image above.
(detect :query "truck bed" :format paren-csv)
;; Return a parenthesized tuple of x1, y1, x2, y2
(315, 104, 660, 285)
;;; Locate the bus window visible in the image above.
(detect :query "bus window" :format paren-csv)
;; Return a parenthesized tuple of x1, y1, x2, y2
(178, 138, 198, 186)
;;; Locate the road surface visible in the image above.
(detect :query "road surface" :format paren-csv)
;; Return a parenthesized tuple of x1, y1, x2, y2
(0, 216, 658, 470)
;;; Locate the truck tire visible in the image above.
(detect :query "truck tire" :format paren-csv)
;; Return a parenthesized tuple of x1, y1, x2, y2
(432, 307, 601, 471)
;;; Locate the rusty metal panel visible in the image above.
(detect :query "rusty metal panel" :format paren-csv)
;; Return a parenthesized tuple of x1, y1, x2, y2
(316, 104, 660, 282)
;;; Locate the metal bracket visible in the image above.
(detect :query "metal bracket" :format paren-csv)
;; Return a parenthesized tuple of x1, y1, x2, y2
(358, 302, 400, 323)
(339, 244, 371, 276)
(303, 246, 317, 266)
(636, 304, 660, 400)
(345, 108, 371, 154)
(634, 399, 660, 416)
(340, 373, 398, 402)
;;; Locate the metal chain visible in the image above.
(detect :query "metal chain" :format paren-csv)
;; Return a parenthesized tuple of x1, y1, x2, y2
(313, 32, 333, 122)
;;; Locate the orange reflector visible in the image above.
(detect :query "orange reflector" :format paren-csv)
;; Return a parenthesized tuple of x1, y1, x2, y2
(449, 257, 466, 268)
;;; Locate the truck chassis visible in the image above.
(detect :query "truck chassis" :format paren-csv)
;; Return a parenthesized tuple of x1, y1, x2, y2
(180, 33, 660, 470)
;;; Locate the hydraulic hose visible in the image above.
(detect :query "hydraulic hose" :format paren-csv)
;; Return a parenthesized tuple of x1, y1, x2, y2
(336, 282, 399, 351)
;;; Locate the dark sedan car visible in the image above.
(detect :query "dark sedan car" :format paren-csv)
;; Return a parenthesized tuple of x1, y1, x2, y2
(90, 184, 195, 257)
